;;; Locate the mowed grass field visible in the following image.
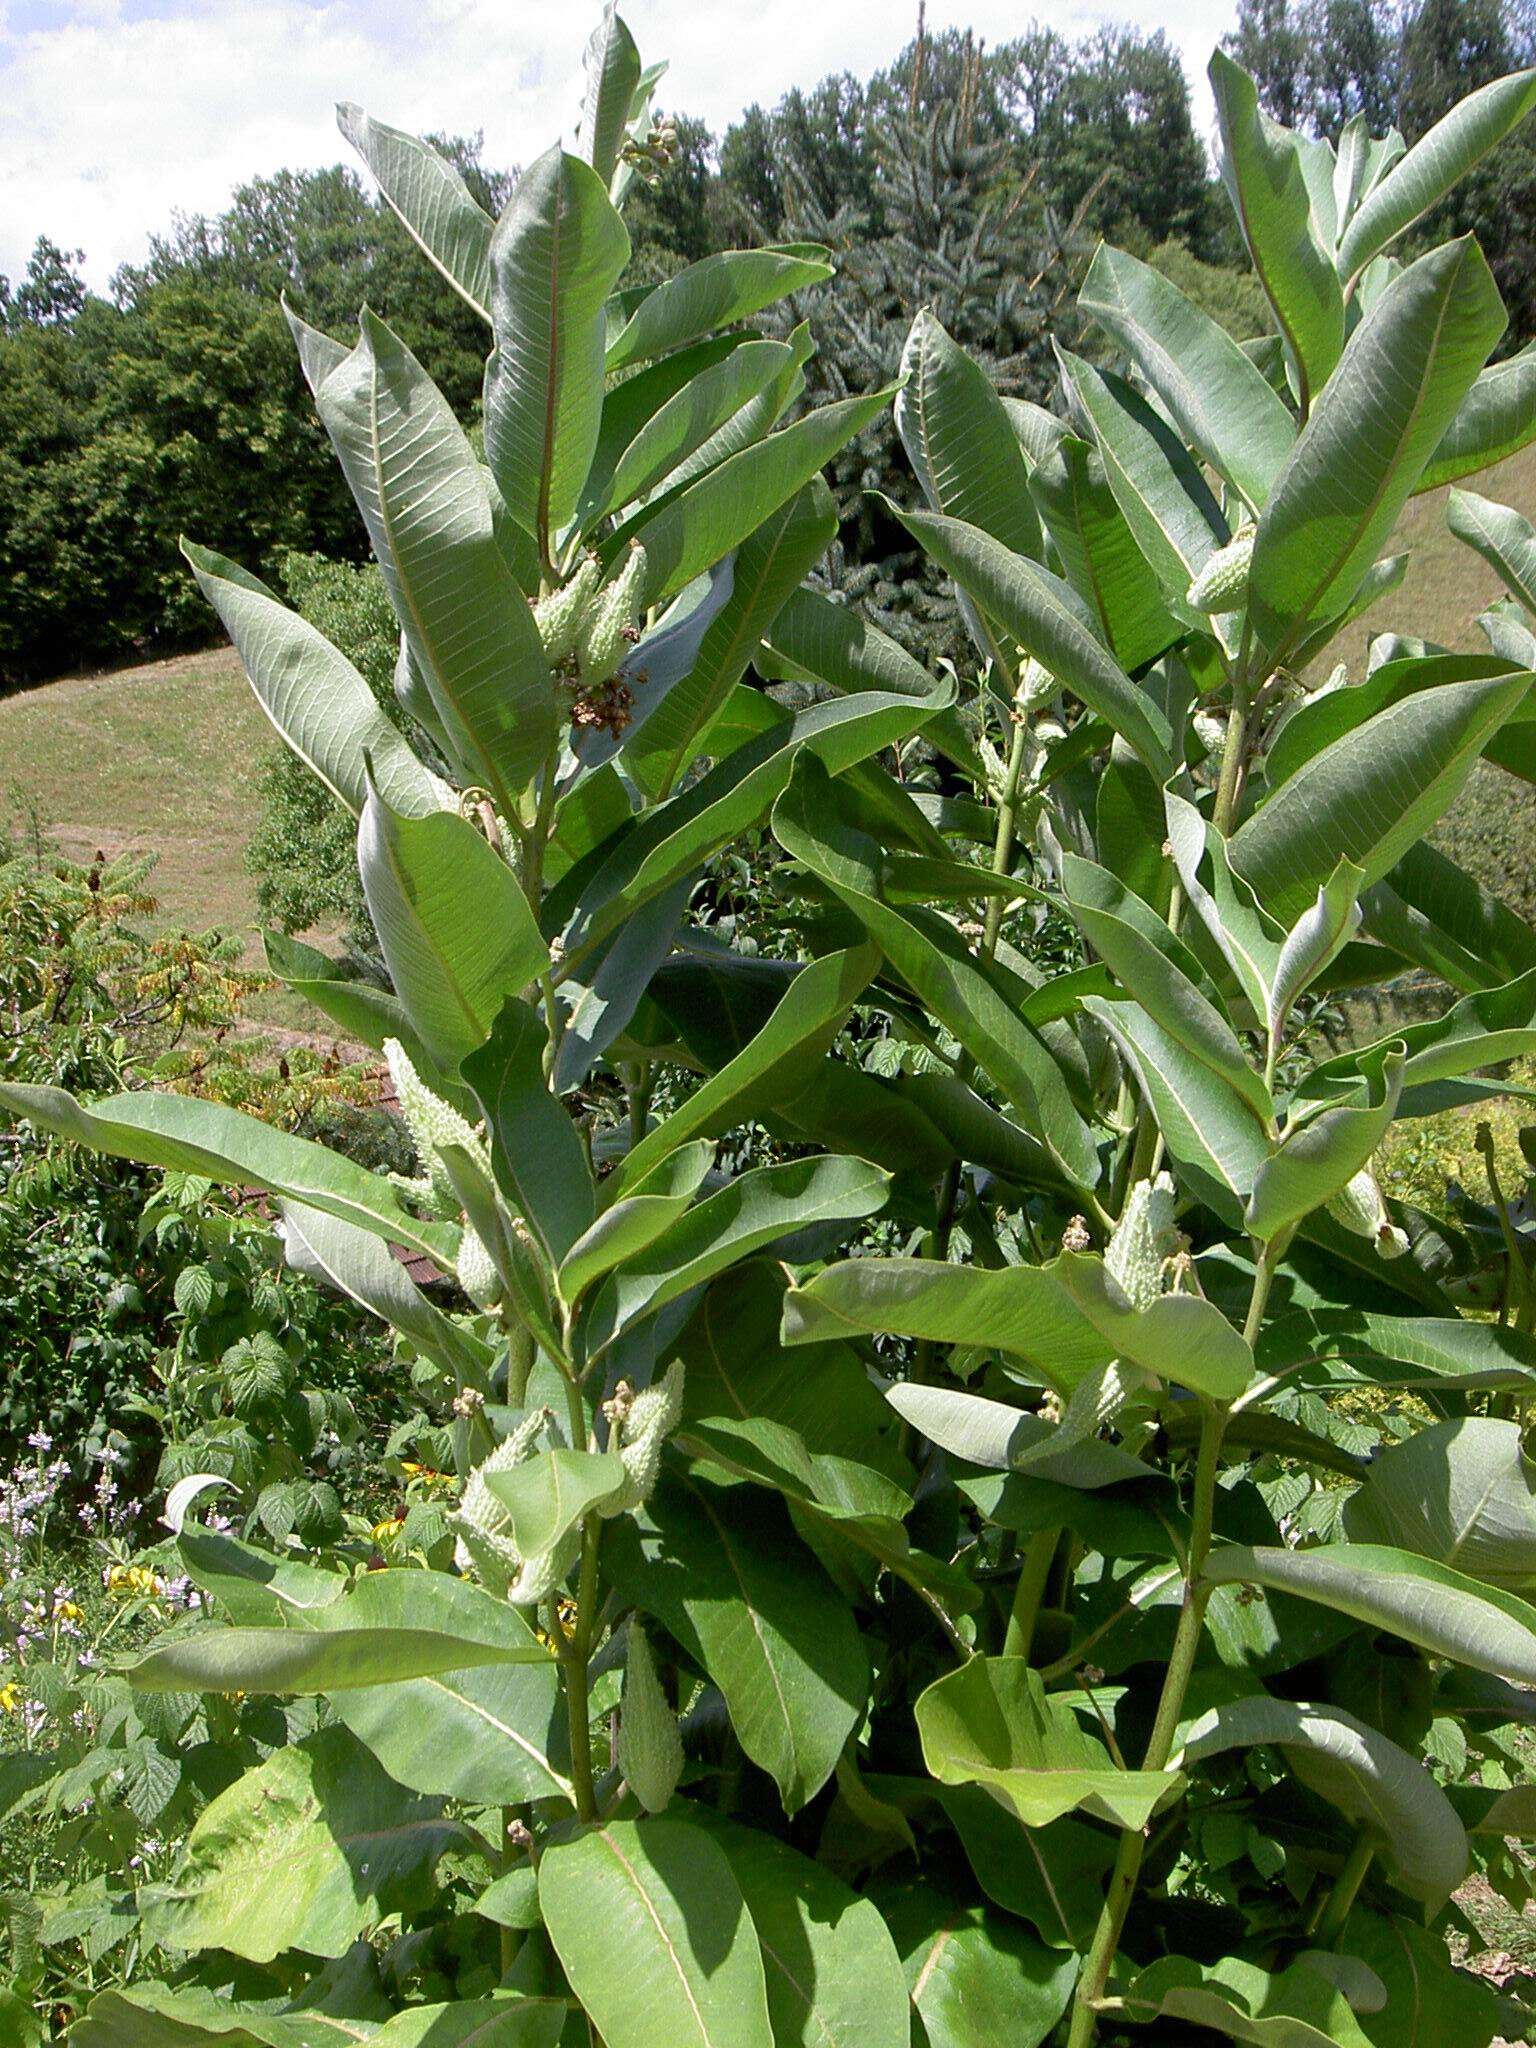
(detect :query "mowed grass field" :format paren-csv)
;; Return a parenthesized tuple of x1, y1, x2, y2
(2, 438, 1534, 957)
(1, 642, 271, 935)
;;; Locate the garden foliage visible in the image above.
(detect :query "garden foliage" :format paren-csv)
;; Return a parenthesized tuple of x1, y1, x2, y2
(12, 9, 1536, 2044)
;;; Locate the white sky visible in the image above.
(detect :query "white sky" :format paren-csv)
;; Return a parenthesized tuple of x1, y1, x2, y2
(0, 0, 1237, 290)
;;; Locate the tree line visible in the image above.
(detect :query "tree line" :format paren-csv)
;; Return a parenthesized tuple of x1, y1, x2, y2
(0, 0, 1529, 685)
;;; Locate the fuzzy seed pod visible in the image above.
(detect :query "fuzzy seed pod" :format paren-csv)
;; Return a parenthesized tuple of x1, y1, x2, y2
(576, 543, 648, 686)
(533, 557, 602, 666)
(385, 1039, 490, 1219)
(452, 1407, 556, 1593)
(606, 1360, 685, 1513)
(1106, 1173, 1178, 1312)
(1187, 524, 1256, 615)
(507, 1526, 581, 1607)
(1325, 1167, 1409, 1260)
(456, 1224, 501, 1312)
(619, 1621, 684, 1813)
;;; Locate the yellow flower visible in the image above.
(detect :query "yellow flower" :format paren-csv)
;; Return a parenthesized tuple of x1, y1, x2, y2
(56, 1601, 82, 1622)
(0, 1683, 20, 1715)
(108, 1564, 161, 1597)
(371, 1517, 405, 1545)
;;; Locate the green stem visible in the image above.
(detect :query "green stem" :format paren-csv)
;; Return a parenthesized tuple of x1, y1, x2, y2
(1065, 1395, 1228, 2047)
(1003, 1529, 1057, 1660)
(1212, 671, 1255, 838)
(982, 707, 1031, 957)
(1311, 1828, 1376, 1945)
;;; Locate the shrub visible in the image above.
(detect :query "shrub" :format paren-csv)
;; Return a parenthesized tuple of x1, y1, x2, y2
(10, 16, 1536, 2048)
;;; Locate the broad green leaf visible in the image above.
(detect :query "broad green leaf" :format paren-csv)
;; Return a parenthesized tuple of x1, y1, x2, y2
(679, 1263, 905, 1476)
(262, 930, 469, 1109)
(1344, 1418, 1536, 1589)
(140, 1727, 460, 1963)
(623, 481, 838, 800)
(916, 1657, 1181, 1829)
(759, 585, 980, 776)
(1339, 1910, 1503, 2048)
(1362, 837, 1536, 994)
(73, 1981, 556, 2048)
(553, 676, 953, 959)
(176, 1528, 345, 1624)
(484, 1447, 627, 1557)
(1178, 1695, 1467, 1905)
(1079, 241, 1296, 510)
(484, 145, 630, 550)
(1165, 789, 1283, 1024)
(579, 334, 746, 525)
(896, 308, 1041, 559)
(359, 785, 546, 1073)
(559, 1142, 713, 1304)
(320, 1570, 571, 1807)
(882, 1382, 1151, 1489)
(609, 1469, 868, 1812)
(1210, 53, 1344, 405)
(278, 1201, 492, 1389)
(1302, 966, 1536, 1102)
(587, 1152, 891, 1352)
(1058, 349, 1227, 601)
(1448, 486, 1536, 611)
(603, 340, 794, 516)
(540, 1819, 773, 2048)
(772, 755, 1100, 1190)
(1228, 669, 1530, 921)
(1418, 343, 1536, 492)
(1262, 653, 1517, 790)
(628, 390, 890, 607)
(781, 1258, 1112, 1387)
(580, 5, 643, 188)
(1201, 1542, 1536, 1684)
(1063, 854, 1270, 1119)
(618, 946, 879, 1191)
(886, 500, 1173, 779)
(1118, 1954, 1374, 2048)
(182, 543, 445, 822)
(1086, 997, 1272, 1222)
(463, 997, 596, 1265)
(307, 309, 556, 810)
(1027, 430, 1180, 671)
(1337, 69, 1536, 280)
(552, 875, 691, 1093)
(695, 1816, 911, 2048)
(881, 1888, 1076, 2048)
(1269, 861, 1365, 1039)
(338, 104, 494, 318)
(606, 246, 833, 371)
(126, 1612, 548, 1694)
(793, 1246, 1252, 1402)
(934, 1784, 1114, 1950)
(1245, 1045, 1403, 1243)
(1255, 1308, 1536, 1393)
(0, 1081, 456, 1264)
(1248, 240, 1506, 669)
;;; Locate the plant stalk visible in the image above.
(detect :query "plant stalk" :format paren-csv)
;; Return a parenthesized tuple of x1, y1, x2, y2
(1310, 1827, 1376, 1945)
(1003, 1528, 1057, 1660)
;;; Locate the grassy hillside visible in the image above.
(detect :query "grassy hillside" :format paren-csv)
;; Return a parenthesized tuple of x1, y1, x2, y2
(0, 644, 269, 934)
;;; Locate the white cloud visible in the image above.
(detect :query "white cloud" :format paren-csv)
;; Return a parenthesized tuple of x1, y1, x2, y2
(0, 0, 1235, 288)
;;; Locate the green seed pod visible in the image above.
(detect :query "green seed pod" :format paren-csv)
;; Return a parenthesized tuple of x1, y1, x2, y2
(1106, 1172, 1178, 1312)
(533, 556, 602, 666)
(1325, 1167, 1409, 1260)
(1187, 524, 1256, 615)
(385, 1039, 489, 1219)
(577, 543, 648, 686)
(453, 1407, 554, 1593)
(507, 1526, 581, 1606)
(608, 1360, 685, 1513)
(456, 1223, 501, 1312)
(618, 1620, 683, 1813)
